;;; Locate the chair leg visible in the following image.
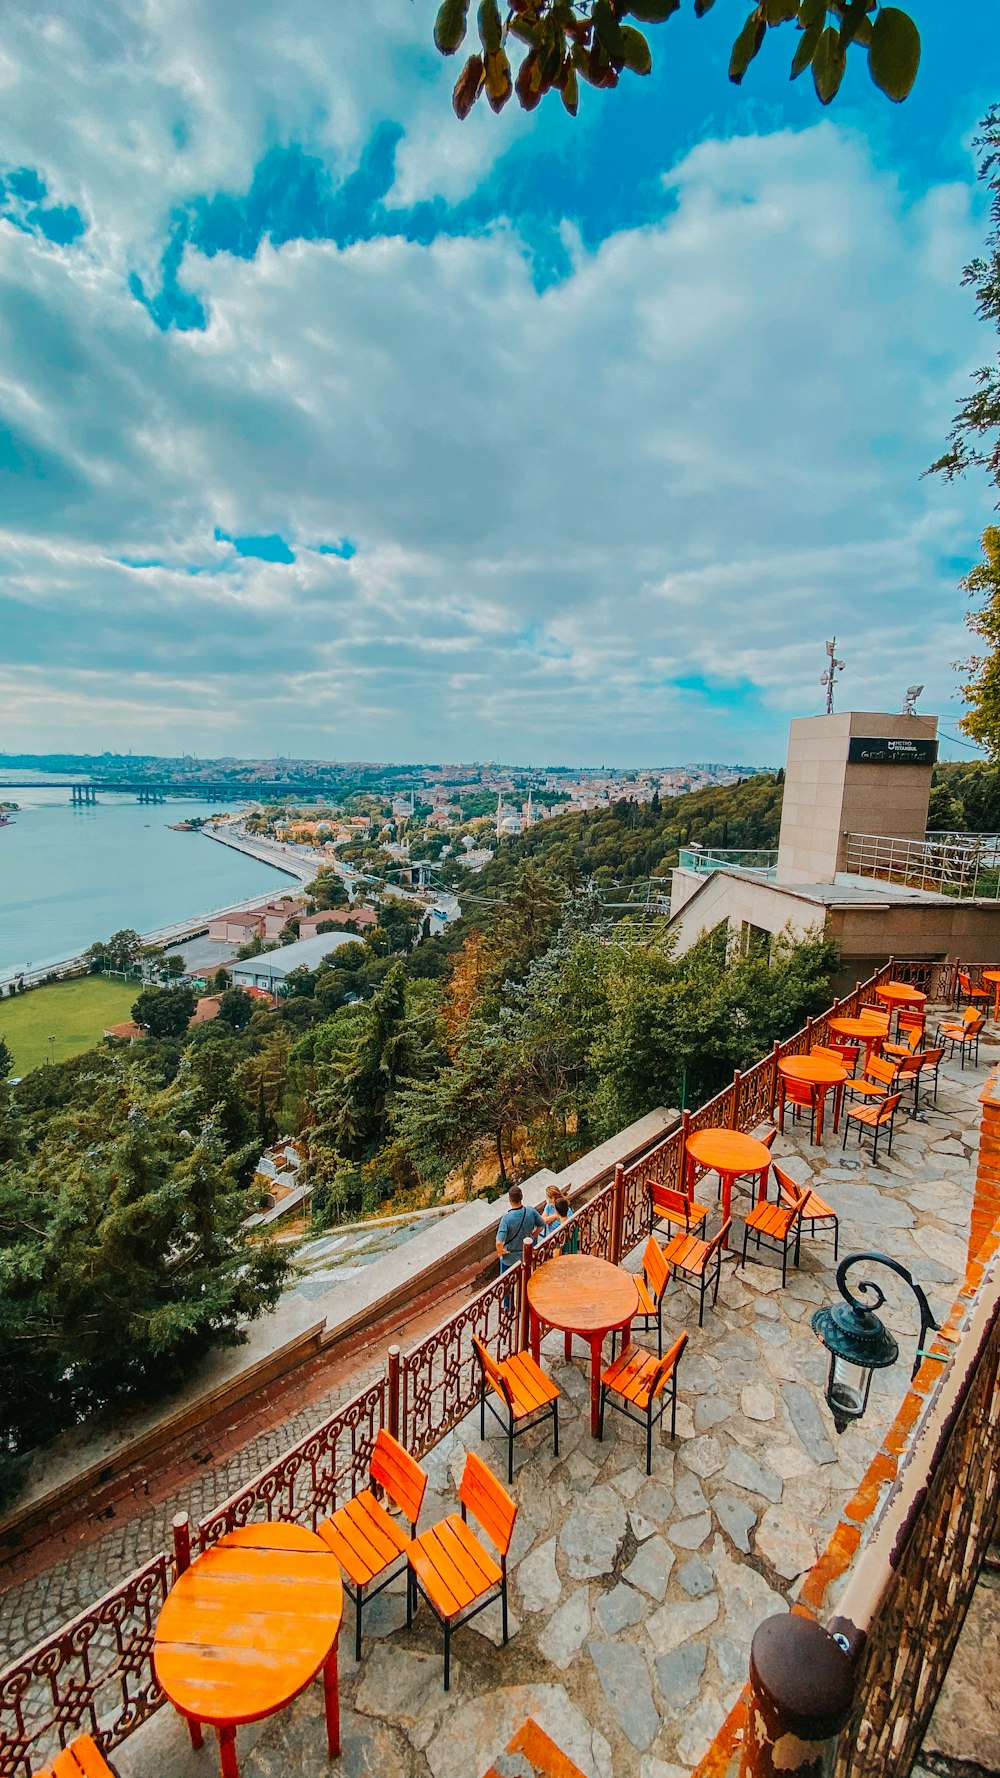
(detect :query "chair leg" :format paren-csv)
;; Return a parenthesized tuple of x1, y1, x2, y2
(443, 1621, 451, 1691)
(406, 1570, 414, 1630)
(833, 1219, 839, 1261)
(842, 1116, 848, 1150)
(646, 1407, 653, 1476)
(507, 1414, 514, 1485)
(741, 1221, 749, 1270)
(781, 1241, 787, 1289)
(501, 1573, 509, 1644)
(698, 1273, 706, 1328)
(656, 1298, 663, 1360)
(552, 1396, 559, 1458)
(355, 1586, 363, 1663)
(670, 1372, 678, 1439)
(480, 1378, 485, 1442)
(713, 1255, 722, 1306)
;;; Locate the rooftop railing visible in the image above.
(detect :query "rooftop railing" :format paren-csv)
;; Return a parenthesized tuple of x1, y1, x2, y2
(845, 830, 1000, 898)
(0, 953, 986, 1778)
(677, 845, 778, 878)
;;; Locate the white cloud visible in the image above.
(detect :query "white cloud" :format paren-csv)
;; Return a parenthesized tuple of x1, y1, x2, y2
(0, 85, 992, 760)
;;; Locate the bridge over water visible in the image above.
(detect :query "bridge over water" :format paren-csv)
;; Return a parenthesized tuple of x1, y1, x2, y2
(0, 779, 342, 803)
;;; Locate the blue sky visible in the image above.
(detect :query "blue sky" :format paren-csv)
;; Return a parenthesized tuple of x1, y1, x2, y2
(1, 1, 998, 765)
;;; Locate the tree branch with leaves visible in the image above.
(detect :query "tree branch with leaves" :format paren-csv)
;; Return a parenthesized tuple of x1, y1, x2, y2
(434, 1, 920, 121)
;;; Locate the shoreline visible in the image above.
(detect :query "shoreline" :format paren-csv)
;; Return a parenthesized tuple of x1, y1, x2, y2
(0, 826, 310, 992)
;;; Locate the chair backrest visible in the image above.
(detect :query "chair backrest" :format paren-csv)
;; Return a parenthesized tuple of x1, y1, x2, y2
(963, 1006, 985, 1030)
(922, 1045, 945, 1067)
(760, 1127, 777, 1151)
(875, 1092, 902, 1125)
(641, 1235, 670, 1303)
(959, 971, 975, 992)
(705, 1219, 732, 1261)
(370, 1428, 428, 1527)
(898, 1010, 924, 1036)
(650, 1330, 689, 1396)
(772, 1162, 806, 1208)
(782, 1185, 810, 1228)
(473, 1335, 513, 1412)
(829, 1040, 860, 1065)
(783, 1075, 815, 1104)
(866, 1055, 898, 1088)
(896, 1051, 924, 1079)
(649, 1183, 693, 1228)
(459, 1450, 517, 1555)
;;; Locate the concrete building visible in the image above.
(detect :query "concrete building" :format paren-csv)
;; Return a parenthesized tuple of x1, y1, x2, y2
(230, 931, 360, 991)
(669, 708, 1000, 984)
(297, 907, 377, 939)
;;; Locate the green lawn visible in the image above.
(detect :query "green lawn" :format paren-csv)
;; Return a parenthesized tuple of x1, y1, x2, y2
(0, 977, 139, 1076)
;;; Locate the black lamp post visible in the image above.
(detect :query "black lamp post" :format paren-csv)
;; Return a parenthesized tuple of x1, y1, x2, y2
(811, 1252, 939, 1433)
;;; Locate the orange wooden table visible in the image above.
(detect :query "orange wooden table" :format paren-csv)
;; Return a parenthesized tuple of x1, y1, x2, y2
(876, 981, 926, 1035)
(528, 1254, 639, 1438)
(828, 1015, 887, 1067)
(778, 1054, 847, 1144)
(684, 1128, 773, 1246)
(154, 1522, 344, 1778)
(983, 970, 1000, 1019)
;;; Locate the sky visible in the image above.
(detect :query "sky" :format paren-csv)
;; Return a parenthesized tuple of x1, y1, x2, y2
(1, 2, 999, 768)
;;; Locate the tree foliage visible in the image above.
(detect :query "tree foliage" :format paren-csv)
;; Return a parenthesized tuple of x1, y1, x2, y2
(131, 985, 196, 1038)
(434, 1, 920, 122)
(0, 1067, 289, 1488)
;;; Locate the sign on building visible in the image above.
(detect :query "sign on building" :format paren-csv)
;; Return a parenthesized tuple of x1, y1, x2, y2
(847, 737, 938, 766)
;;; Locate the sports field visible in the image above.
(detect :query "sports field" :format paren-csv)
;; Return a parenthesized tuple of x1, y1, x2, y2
(0, 978, 138, 1076)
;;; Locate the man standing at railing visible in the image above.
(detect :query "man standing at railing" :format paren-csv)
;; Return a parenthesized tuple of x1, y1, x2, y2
(496, 1184, 545, 1310)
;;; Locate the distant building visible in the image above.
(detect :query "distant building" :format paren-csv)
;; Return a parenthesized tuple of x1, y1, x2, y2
(298, 907, 378, 939)
(207, 898, 304, 944)
(230, 931, 360, 991)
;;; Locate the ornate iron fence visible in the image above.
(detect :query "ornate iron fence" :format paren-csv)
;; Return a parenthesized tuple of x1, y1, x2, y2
(401, 1269, 521, 1461)
(0, 1554, 170, 1778)
(197, 1377, 386, 1550)
(0, 956, 952, 1776)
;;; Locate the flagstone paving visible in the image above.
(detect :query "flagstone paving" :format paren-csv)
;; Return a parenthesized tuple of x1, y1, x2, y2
(151, 1035, 989, 1778)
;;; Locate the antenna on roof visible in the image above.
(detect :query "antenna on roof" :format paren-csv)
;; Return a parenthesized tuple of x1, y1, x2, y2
(902, 684, 924, 716)
(820, 637, 846, 716)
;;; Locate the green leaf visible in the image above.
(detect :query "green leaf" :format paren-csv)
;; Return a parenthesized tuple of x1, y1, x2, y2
(593, 0, 627, 61)
(812, 23, 846, 101)
(694, 0, 717, 14)
(478, 0, 502, 54)
(484, 45, 512, 110)
(790, 20, 820, 75)
(764, 0, 798, 22)
(435, 0, 470, 56)
(619, 24, 652, 73)
(868, 6, 920, 102)
(626, 0, 680, 20)
(837, 0, 870, 50)
(798, 0, 826, 25)
(729, 10, 766, 85)
(561, 61, 580, 115)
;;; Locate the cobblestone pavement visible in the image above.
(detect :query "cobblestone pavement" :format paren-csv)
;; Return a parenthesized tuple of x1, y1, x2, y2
(109, 1036, 993, 1778)
(0, 1279, 471, 1666)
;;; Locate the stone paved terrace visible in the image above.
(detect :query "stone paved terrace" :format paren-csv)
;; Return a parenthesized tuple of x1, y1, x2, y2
(111, 1017, 994, 1778)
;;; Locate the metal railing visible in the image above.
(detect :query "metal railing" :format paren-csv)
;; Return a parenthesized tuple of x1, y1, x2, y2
(677, 846, 778, 878)
(844, 831, 1000, 898)
(0, 955, 984, 1778)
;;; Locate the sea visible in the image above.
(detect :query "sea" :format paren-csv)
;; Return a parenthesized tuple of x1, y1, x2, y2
(0, 784, 293, 978)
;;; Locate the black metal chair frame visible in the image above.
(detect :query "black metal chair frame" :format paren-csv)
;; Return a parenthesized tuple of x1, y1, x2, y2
(477, 1366, 559, 1485)
(668, 1226, 727, 1327)
(842, 1096, 898, 1161)
(740, 1202, 803, 1287)
(407, 1501, 508, 1691)
(598, 1358, 681, 1475)
(778, 1078, 817, 1144)
(938, 1019, 982, 1071)
(342, 1510, 418, 1662)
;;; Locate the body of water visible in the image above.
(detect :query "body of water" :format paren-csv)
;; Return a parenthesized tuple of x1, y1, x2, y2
(0, 787, 295, 977)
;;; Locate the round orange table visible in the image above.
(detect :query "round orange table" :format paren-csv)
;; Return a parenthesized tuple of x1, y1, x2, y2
(778, 1054, 847, 1144)
(876, 981, 927, 1035)
(828, 1015, 886, 1066)
(155, 1522, 344, 1778)
(983, 969, 1000, 1019)
(528, 1254, 639, 1438)
(684, 1128, 773, 1245)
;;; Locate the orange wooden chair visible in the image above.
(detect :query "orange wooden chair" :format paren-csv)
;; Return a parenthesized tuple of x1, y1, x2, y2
(598, 1333, 688, 1474)
(816, 1038, 860, 1076)
(34, 1739, 115, 1778)
(484, 1717, 588, 1778)
(916, 1043, 945, 1106)
(622, 1235, 671, 1358)
(714, 1127, 776, 1203)
(662, 1220, 730, 1326)
(648, 1181, 709, 1238)
(741, 1183, 808, 1286)
(842, 1091, 902, 1162)
(957, 970, 989, 1011)
(318, 1428, 428, 1660)
(777, 1074, 818, 1141)
(407, 1451, 516, 1690)
(772, 1163, 839, 1261)
(938, 1008, 985, 1069)
(843, 1053, 900, 1105)
(472, 1336, 559, 1483)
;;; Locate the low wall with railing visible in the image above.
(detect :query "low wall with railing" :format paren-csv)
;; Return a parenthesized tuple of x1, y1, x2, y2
(0, 955, 983, 1778)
